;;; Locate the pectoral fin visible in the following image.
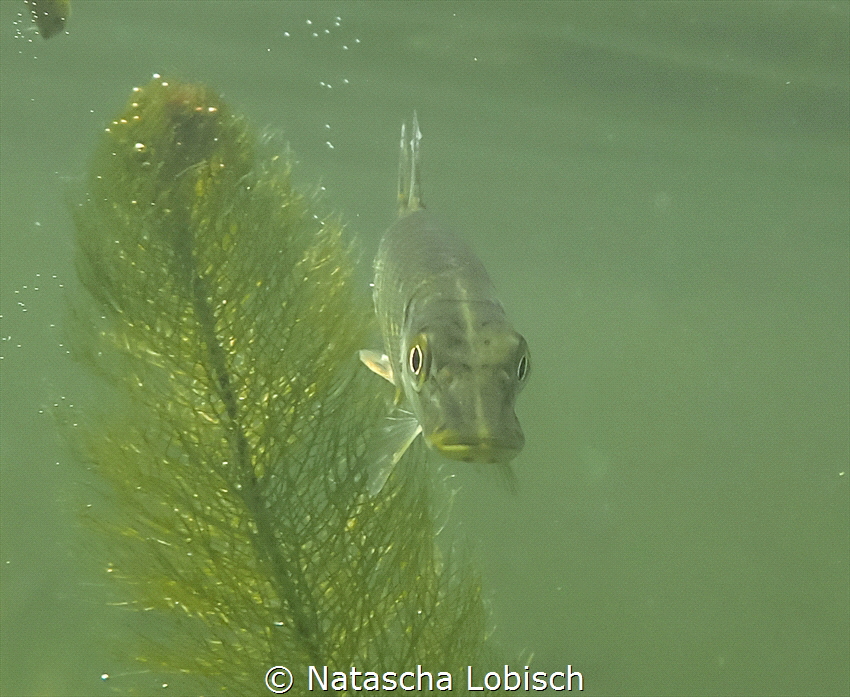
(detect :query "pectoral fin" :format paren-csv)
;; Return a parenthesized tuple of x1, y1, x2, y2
(359, 349, 395, 384)
(366, 412, 423, 497)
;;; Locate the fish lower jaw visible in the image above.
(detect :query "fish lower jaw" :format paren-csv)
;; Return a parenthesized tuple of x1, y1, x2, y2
(427, 432, 521, 464)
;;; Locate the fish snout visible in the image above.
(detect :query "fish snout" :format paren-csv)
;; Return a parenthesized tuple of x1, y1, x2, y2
(423, 365, 525, 462)
(427, 418, 524, 463)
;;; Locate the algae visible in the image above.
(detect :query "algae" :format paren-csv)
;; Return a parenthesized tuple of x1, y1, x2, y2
(68, 78, 487, 694)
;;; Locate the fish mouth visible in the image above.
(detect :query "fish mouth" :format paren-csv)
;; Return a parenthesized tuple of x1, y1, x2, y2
(427, 429, 523, 463)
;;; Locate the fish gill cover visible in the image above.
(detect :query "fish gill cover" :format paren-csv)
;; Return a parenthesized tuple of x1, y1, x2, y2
(67, 77, 487, 694)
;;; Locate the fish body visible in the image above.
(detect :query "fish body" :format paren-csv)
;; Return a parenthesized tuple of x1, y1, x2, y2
(360, 113, 529, 494)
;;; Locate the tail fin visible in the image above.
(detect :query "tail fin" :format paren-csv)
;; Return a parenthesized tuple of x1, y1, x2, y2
(397, 111, 423, 215)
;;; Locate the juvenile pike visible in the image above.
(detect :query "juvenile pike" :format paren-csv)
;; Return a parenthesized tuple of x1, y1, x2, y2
(360, 113, 530, 495)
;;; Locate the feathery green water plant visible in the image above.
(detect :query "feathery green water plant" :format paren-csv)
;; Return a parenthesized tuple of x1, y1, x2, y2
(69, 77, 487, 695)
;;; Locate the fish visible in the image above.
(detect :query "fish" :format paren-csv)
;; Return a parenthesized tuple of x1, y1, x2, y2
(359, 112, 530, 495)
(25, 0, 70, 39)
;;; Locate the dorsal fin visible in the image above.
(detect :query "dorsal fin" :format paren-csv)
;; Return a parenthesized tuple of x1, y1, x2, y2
(397, 111, 423, 216)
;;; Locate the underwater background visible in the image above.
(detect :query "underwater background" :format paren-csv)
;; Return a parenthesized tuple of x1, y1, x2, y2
(1, 2, 847, 695)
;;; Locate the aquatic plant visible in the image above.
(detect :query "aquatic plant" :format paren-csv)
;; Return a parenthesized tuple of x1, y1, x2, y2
(68, 77, 486, 694)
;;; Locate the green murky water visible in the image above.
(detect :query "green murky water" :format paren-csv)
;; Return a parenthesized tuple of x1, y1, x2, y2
(1, 2, 847, 695)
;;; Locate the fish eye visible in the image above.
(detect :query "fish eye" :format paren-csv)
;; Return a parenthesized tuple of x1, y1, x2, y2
(409, 344, 424, 375)
(406, 334, 430, 389)
(517, 352, 530, 381)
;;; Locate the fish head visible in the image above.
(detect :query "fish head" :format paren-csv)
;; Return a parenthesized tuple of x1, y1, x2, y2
(399, 318, 530, 463)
